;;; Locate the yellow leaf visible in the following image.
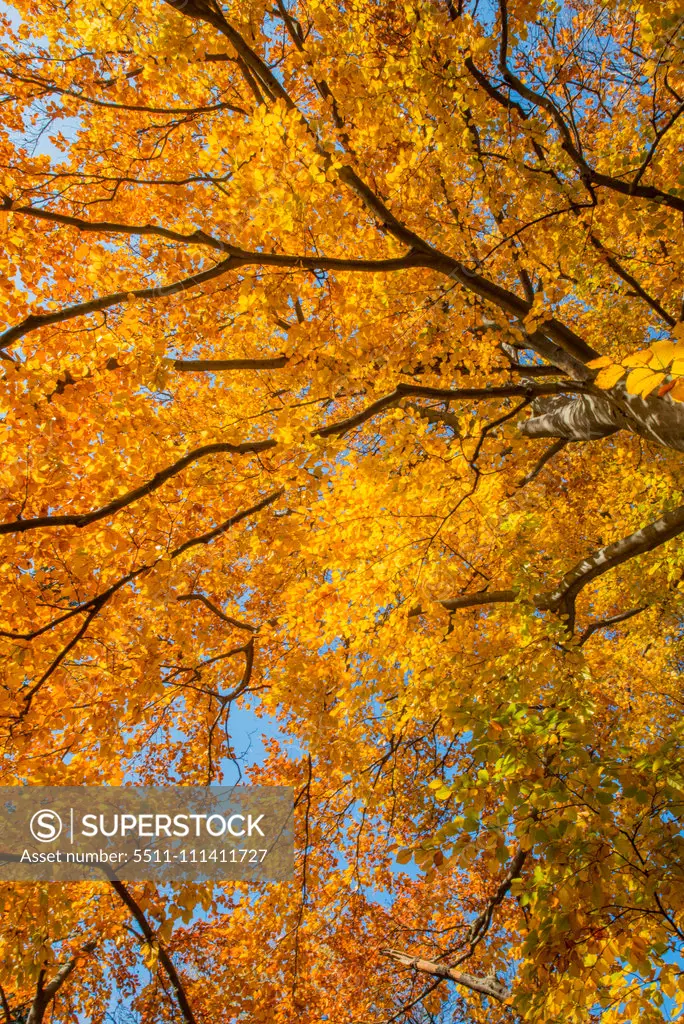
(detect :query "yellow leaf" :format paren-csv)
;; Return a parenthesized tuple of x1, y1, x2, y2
(622, 350, 652, 368)
(586, 356, 612, 369)
(662, 979, 676, 999)
(140, 941, 159, 969)
(594, 364, 625, 389)
(647, 341, 677, 370)
(625, 367, 665, 397)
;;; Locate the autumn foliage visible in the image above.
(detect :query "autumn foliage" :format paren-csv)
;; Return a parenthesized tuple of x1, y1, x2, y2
(1, 0, 684, 1020)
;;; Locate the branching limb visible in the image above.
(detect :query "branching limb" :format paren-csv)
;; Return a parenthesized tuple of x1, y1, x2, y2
(160, 0, 598, 377)
(317, 382, 582, 439)
(16, 598, 108, 721)
(537, 503, 684, 629)
(588, 235, 676, 326)
(0, 385, 579, 536)
(578, 606, 648, 647)
(409, 503, 682, 637)
(466, 848, 527, 952)
(381, 949, 508, 1003)
(109, 880, 198, 1024)
(2, 490, 282, 722)
(0, 254, 236, 352)
(0, 200, 228, 250)
(26, 941, 97, 1024)
(169, 488, 283, 558)
(0, 440, 276, 535)
(517, 439, 568, 488)
(495, 0, 684, 214)
(379, 850, 525, 1007)
(631, 101, 684, 188)
(176, 593, 257, 633)
(0, 246, 426, 353)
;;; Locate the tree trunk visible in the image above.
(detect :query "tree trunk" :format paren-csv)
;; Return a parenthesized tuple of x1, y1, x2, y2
(518, 385, 684, 452)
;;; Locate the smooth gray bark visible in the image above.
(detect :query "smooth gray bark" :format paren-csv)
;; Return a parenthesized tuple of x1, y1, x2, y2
(518, 384, 684, 452)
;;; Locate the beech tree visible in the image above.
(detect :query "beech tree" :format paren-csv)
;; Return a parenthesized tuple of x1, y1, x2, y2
(0, 0, 683, 1021)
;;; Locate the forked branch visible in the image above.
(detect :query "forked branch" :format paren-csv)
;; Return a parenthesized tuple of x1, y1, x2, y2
(109, 879, 198, 1024)
(381, 948, 507, 1003)
(26, 941, 97, 1024)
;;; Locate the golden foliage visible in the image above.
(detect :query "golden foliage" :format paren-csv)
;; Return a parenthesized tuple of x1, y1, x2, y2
(0, 0, 683, 1021)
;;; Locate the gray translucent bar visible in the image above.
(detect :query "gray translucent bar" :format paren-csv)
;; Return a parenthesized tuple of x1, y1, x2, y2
(0, 786, 294, 882)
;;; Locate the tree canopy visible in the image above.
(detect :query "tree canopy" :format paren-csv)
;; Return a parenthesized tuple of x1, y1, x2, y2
(1, 0, 683, 1020)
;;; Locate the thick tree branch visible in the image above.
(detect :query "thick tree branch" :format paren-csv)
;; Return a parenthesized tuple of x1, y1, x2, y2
(2, 491, 282, 719)
(170, 488, 283, 557)
(0, 384, 579, 536)
(109, 879, 198, 1024)
(26, 941, 96, 1024)
(536, 504, 684, 627)
(3, 199, 596, 374)
(467, 848, 527, 951)
(159, 0, 598, 377)
(408, 589, 517, 618)
(0, 439, 276, 535)
(380, 849, 525, 1006)
(381, 949, 508, 1003)
(176, 593, 257, 633)
(316, 382, 583, 439)
(409, 503, 682, 636)
(0, 246, 427, 352)
(174, 355, 288, 372)
(0, 254, 236, 351)
(517, 438, 568, 488)
(519, 387, 684, 452)
(379, 850, 525, 1006)
(2, 200, 230, 249)
(578, 606, 648, 647)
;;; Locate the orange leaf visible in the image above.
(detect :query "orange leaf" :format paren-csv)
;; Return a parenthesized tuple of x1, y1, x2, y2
(669, 378, 684, 402)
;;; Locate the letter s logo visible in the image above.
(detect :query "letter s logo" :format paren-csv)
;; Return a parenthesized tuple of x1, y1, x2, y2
(30, 809, 63, 843)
